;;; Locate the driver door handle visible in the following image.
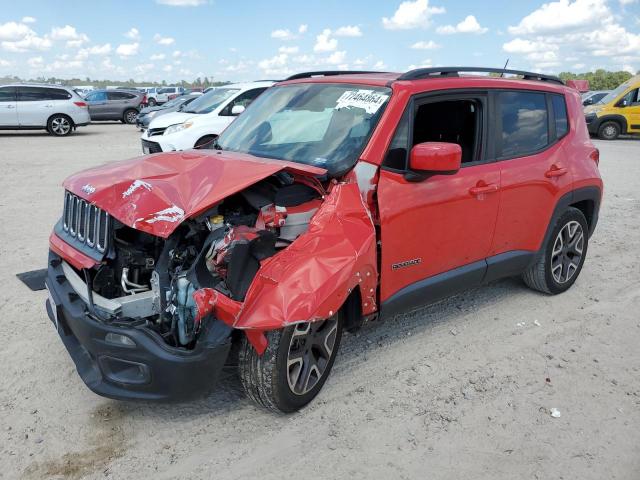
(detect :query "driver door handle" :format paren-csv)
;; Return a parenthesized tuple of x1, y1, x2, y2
(469, 183, 499, 196)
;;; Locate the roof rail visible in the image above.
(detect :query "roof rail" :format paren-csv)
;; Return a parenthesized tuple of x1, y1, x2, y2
(284, 70, 386, 81)
(397, 67, 564, 85)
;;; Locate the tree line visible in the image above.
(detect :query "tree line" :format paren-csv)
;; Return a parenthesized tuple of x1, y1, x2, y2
(0, 75, 229, 89)
(559, 69, 636, 90)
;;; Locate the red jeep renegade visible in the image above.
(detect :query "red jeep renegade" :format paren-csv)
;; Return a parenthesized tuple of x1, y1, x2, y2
(46, 68, 602, 412)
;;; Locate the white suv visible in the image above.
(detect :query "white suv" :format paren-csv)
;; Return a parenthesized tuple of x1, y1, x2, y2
(141, 81, 273, 153)
(147, 87, 185, 106)
(0, 84, 91, 136)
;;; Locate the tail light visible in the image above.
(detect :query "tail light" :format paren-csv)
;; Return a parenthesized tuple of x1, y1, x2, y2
(142, 94, 147, 104)
(74, 101, 87, 108)
(590, 148, 600, 166)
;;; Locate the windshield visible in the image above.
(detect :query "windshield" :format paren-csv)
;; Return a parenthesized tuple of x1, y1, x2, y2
(182, 88, 239, 114)
(216, 83, 391, 177)
(597, 82, 630, 105)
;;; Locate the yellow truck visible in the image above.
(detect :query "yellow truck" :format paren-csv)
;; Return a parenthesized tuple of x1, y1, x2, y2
(584, 74, 640, 140)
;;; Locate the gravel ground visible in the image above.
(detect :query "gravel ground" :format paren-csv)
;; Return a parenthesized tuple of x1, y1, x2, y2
(1, 124, 639, 480)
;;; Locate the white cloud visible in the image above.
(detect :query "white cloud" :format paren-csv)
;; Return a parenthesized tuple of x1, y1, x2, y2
(27, 56, 43, 68)
(75, 43, 111, 59)
(153, 33, 175, 45)
(314, 29, 338, 52)
(508, 0, 610, 35)
(116, 42, 139, 56)
(279, 45, 299, 54)
(326, 50, 347, 64)
(51, 25, 89, 47)
(436, 15, 488, 34)
(258, 53, 288, 70)
(163, 64, 173, 72)
(382, 0, 445, 30)
(298, 24, 308, 34)
(2, 34, 51, 52)
(407, 59, 433, 69)
(0, 21, 35, 41)
(271, 29, 294, 40)
(334, 25, 363, 37)
(155, 0, 206, 5)
(135, 63, 155, 75)
(502, 38, 556, 54)
(150, 53, 166, 60)
(21, 17, 36, 24)
(125, 27, 140, 40)
(373, 60, 386, 69)
(172, 50, 182, 57)
(410, 40, 440, 49)
(0, 59, 12, 67)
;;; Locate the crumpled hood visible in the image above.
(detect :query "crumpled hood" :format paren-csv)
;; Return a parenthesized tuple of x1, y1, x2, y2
(63, 150, 326, 238)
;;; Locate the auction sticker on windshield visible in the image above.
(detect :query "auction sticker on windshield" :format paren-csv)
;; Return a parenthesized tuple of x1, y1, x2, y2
(335, 89, 389, 114)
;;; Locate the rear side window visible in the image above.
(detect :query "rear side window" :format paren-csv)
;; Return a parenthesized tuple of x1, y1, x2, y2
(496, 91, 548, 159)
(107, 91, 136, 100)
(18, 87, 72, 101)
(551, 94, 568, 139)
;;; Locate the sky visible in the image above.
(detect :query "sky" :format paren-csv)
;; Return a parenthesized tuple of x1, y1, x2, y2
(0, 0, 638, 83)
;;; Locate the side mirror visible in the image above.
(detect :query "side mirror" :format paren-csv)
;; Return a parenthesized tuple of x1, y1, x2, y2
(583, 98, 593, 106)
(231, 105, 245, 116)
(620, 99, 629, 107)
(407, 142, 462, 181)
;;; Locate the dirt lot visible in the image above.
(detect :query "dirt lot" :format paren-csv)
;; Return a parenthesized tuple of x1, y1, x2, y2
(1, 123, 639, 480)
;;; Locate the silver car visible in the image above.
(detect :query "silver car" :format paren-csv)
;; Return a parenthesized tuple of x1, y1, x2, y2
(85, 89, 145, 124)
(0, 84, 91, 136)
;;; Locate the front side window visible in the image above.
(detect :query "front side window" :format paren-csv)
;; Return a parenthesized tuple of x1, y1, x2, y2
(220, 88, 267, 116)
(496, 91, 548, 159)
(182, 88, 240, 114)
(620, 88, 640, 106)
(0, 87, 16, 102)
(217, 83, 391, 177)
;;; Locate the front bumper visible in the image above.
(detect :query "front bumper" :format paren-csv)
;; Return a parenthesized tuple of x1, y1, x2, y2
(45, 251, 232, 401)
(585, 114, 599, 134)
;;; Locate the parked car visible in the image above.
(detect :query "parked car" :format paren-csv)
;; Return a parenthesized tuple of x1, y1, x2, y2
(147, 87, 185, 106)
(581, 90, 611, 106)
(85, 89, 145, 124)
(45, 67, 602, 412)
(0, 84, 90, 136)
(140, 81, 273, 153)
(136, 94, 200, 130)
(584, 74, 640, 139)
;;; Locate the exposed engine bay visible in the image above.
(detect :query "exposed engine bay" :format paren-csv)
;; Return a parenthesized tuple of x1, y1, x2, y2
(85, 172, 323, 349)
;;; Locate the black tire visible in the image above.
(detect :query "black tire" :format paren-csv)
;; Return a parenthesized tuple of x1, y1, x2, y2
(239, 313, 343, 413)
(47, 114, 73, 136)
(597, 121, 620, 140)
(147, 98, 157, 106)
(522, 207, 589, 294)
(194, 135, 217, 149)
(123, 109, 138, 125)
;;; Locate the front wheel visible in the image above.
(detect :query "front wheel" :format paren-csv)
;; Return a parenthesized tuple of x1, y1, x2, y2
(522, 207, 589, 294)
(597, 121, 620, 140)
(239, 313, 343, 413)
(147, 98, 157, 106)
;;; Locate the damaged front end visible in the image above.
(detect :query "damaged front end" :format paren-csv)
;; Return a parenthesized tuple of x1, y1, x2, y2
(46, 151, 378, 401)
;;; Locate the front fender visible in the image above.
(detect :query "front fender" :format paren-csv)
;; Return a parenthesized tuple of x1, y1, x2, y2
(237, 181, 378, 331)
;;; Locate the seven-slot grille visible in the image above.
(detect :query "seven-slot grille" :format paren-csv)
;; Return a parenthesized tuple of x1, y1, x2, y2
(62, 191, 111, 253)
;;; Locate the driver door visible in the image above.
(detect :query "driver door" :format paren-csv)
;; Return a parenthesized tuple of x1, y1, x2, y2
(377, 93, 500, 313)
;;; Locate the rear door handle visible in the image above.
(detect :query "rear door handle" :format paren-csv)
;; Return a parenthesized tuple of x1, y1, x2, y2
(545, 165, 568, 178)
(469, 183, 499, 196)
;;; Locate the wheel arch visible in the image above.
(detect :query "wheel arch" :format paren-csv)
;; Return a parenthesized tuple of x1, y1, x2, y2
(597, 114, 628, 134)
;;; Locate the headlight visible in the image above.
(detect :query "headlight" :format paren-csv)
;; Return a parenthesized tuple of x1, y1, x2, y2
(164, 121, 193, 136)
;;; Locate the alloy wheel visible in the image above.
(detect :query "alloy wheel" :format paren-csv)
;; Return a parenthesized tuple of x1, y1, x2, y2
(286, 317, 338, 395)
(550, 220, 584, 284)
(126, 111, 138, 124)
(603, 125, 616, 138)
(51, 117, 71, 135)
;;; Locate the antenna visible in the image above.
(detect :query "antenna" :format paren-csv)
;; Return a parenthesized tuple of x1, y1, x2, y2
(500, 59, 510, 77)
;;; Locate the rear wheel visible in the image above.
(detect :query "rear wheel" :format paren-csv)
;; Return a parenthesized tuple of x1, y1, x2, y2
(239, 313, 343, 413)
(522, 207, 588, 294)
(123, 109, 138, 125)
(597, 121, 620, 140)
(147, 98, 157, 106)
(47, 114, 73, 136)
